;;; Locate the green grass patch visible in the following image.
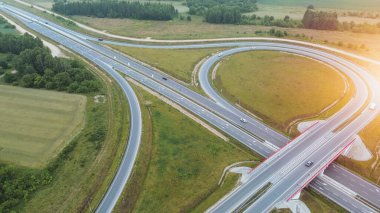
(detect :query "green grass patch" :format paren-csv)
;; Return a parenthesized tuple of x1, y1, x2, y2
(214, 51, 350, 134)
(0, 85, 86, 168)
(122, 87, 258, 213)
(191, 173, 240, 213)
(110, 45, 222, 83)
(301, 189, 347, 212)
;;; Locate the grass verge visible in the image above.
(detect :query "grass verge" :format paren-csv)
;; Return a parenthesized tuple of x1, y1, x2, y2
(301, 188, 347, 213)
(191, 173, 240, 213)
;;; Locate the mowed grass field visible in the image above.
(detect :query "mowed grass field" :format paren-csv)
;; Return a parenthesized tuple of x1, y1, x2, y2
(110, 45, 222, 83)
(0, 85, 86, 168)
(214, 51, 349, 133)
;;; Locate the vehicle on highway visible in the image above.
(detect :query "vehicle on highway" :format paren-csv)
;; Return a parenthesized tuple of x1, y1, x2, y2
(305, 160, 313, 167)
(218, 53, 222, 57)
(98, 38, 104, 41)
(369, 103, 376, 110)
(162, 77, 167, 80)
(240, 118, 247, 123)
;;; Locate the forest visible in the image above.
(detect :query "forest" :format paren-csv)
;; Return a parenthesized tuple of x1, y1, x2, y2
(187, 0, 257, 15)
(52, 1, 178, 20)
(0, 33, 100, 93)
(187, 0, 256, 24)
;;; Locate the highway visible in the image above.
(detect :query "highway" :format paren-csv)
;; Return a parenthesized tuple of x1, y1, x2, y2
(1, 3, 380, 212)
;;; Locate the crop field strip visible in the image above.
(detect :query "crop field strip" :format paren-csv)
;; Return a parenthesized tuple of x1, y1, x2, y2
(0, 85, 86, 167)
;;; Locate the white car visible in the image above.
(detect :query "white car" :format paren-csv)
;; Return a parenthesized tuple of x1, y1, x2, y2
(240, 118, 247, 123)
(218, 53, 222, 57)
(369, 103, 376, 110)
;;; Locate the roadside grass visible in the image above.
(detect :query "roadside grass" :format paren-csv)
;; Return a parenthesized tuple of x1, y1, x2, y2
(17, 62, 130, 212)
(0, 85, 86, 168)
(109, 45, 222, 83)
(113, 84, 154, 212)
(213, 51, 350, 134)
(119, 87, 258, 213)
(191, 173, 240, 213)
(23, 0, 54, 9)
(301, 189, 347, 213)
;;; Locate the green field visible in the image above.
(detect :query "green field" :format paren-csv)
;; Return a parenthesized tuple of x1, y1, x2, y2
(0, 85, 86, 168)
(114, 87, 258, 213)
(110, 45, 223, 83)
(214, 51, 349, 133)
(259, 0, 380, 10)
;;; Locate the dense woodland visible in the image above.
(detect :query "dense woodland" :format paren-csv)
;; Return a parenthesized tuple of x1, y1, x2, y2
(52, 1, 178, 20)
(204, 6, 241, 24)
(188, 0, 257, 24)
(0, 33, 100, 93)
(187, 0, 257, 16)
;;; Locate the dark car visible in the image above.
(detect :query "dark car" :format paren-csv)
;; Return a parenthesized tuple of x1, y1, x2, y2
(305, 160, 313, 167)
(162, 77, 168, 80)
(98, 38, 104, 41)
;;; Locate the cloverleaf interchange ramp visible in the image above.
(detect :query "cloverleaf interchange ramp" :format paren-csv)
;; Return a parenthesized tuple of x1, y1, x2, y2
(1, 3, 380, 213)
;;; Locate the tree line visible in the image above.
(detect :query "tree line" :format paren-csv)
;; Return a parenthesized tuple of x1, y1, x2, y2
(302, 9, 339, 30)
(0, 32, 100, 93)
(187, 0, 257, 16)
(205, 6, 241, 24)
(52, 1, 178, 21)
(187, 0, 256, 24)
